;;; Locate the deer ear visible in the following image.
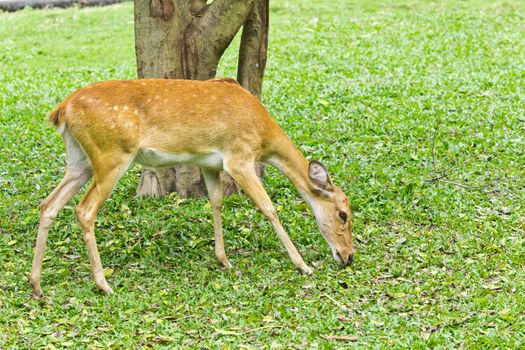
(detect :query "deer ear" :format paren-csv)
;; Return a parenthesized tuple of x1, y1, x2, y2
(308, 161, 333, 191)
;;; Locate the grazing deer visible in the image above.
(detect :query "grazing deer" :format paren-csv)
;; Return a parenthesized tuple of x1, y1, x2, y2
(29, 78, 354, 296)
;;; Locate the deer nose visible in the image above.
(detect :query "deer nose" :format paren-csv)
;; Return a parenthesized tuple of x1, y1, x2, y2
(337, 251, 355, 266)
(347, 253, 354, 265)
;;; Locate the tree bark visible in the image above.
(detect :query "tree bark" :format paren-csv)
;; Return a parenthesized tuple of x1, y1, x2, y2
(134, 0, 268, 198)
(237, 0, 269, 99)
(182, 0, 256, 80)
(237, 0, 269, 177)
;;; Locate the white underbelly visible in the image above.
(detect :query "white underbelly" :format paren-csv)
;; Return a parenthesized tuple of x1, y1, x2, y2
(134, 148, 224, 170)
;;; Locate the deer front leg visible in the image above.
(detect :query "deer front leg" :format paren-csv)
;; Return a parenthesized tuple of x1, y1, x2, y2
(202, 169, 232, 269)
(225, 160, 313, 275)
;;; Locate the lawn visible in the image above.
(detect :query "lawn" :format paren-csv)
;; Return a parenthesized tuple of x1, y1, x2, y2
(1, 0, 524, 348)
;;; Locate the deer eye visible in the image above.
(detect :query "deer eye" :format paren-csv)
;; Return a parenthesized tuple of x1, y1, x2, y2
(338, 211, 348, 222)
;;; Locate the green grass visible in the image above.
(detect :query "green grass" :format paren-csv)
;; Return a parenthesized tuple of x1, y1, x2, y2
(1, 0, 525, 348)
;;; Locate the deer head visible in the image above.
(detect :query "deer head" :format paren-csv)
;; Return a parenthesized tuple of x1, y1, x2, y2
(307, 161, 354, 266)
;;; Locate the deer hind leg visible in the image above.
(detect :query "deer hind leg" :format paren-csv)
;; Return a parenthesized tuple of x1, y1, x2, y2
(30, 128, 93, 297)
(29, 167, 92, 297)
(225, 159, 313, 275)
(202, 169, 232, 269)
(75, 153, 134, 294)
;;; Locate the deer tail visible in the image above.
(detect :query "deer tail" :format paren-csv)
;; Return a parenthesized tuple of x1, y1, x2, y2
(47, 103, 68, 134)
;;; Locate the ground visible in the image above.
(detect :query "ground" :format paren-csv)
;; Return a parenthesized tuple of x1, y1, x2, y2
(0, 0, 524, 348)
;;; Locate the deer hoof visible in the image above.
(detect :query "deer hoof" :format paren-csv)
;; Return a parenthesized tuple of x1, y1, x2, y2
(95, 280, 113, 294)
(300, 266, 314, 276)
(31, 291, 44, 300)
(29, 280, 43, 299)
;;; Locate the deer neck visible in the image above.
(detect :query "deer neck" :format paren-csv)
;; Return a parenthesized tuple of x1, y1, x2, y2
(266, 140, 319, 209)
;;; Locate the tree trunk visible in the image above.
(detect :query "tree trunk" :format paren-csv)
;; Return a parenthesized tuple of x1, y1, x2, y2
(237, 0, 269, 178)
(134, 0, 268, 198)
(237, 0, 269, 99)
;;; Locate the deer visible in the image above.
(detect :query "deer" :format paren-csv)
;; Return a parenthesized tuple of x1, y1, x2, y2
(29, 77, 354, 297)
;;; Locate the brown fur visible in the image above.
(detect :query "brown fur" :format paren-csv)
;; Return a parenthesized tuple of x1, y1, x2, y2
(208, 77, 240, 85)
(51, 78, 281, 161)
(47, 105, 65, 127)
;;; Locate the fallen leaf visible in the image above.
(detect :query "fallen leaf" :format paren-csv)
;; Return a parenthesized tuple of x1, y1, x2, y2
(215, 329, 240, 336)
(262, 315, 273, 323)
(483, 284, 503, 291)
(337, 315, 350, 323)
(392, 292, 406, 298)
(321, 334, 358, 342)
